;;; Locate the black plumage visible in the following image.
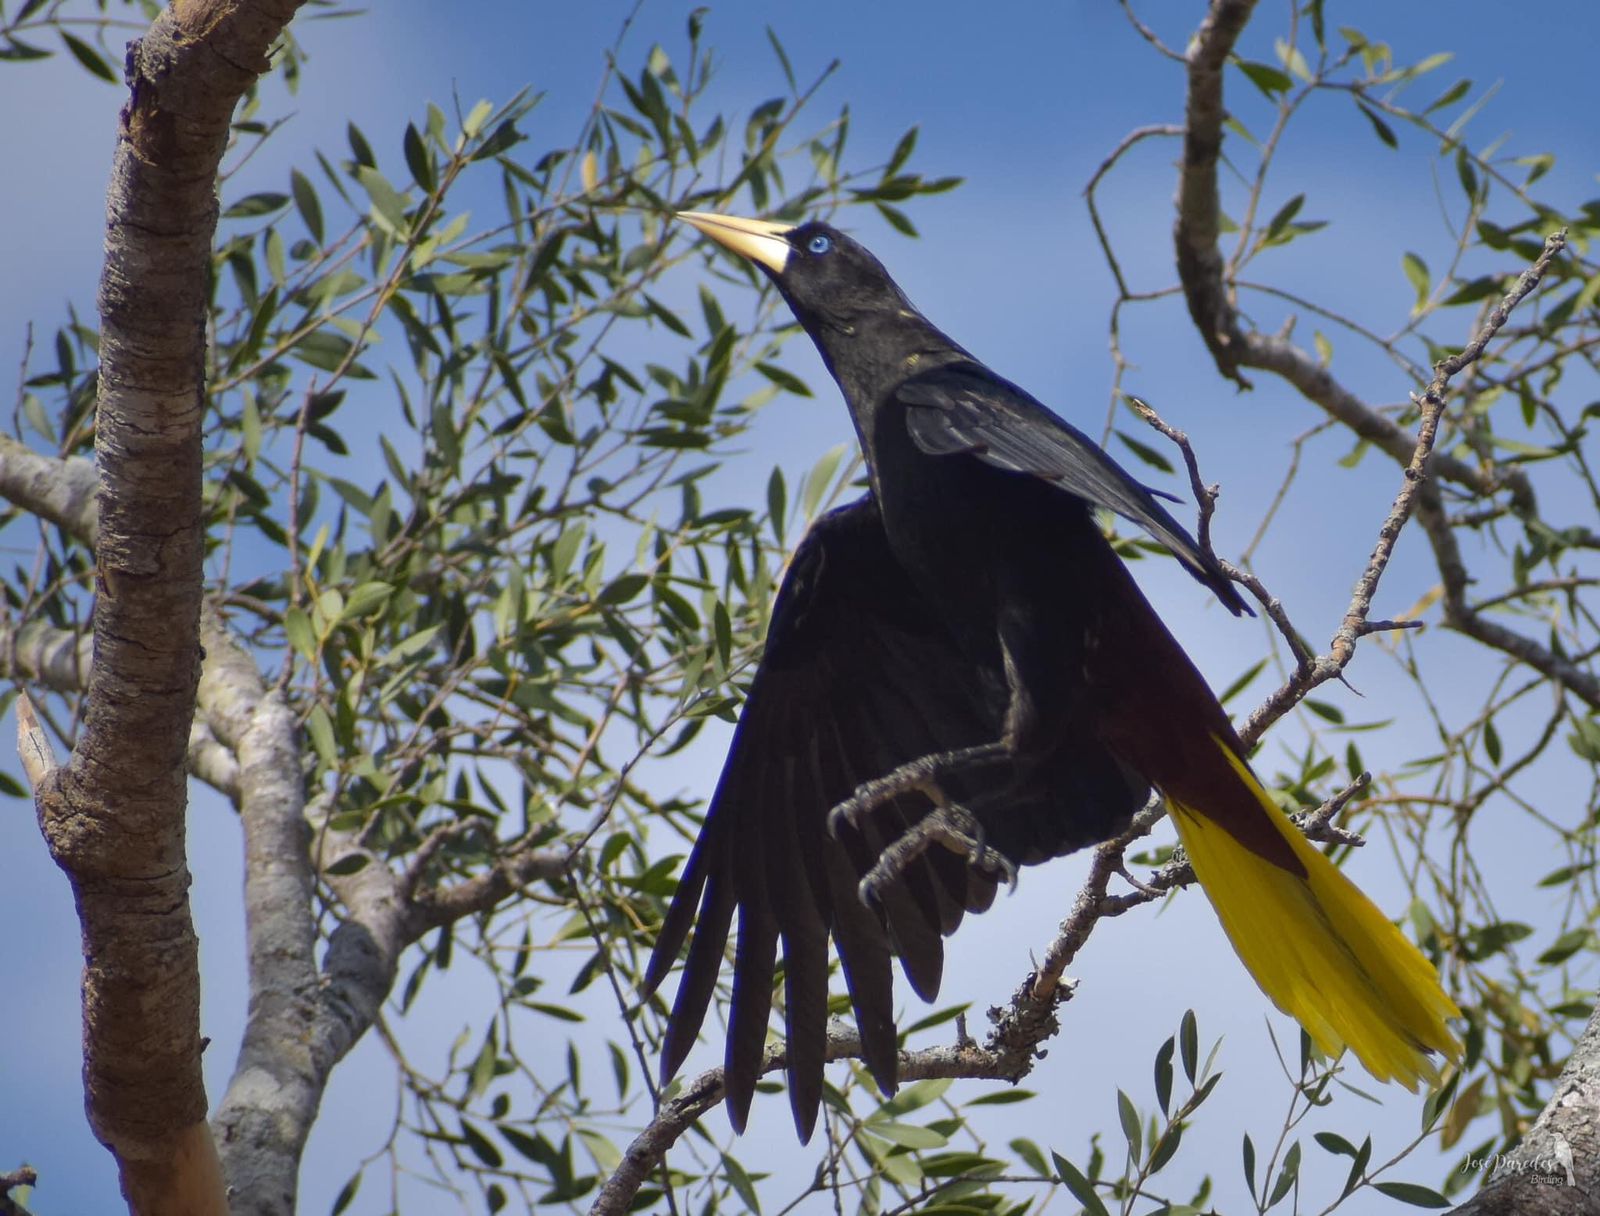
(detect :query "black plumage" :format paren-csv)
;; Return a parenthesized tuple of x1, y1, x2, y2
(642, 212, 1460, 1140)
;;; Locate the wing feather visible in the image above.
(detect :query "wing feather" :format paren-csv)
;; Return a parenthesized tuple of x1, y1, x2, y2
(897, 363, 1249, 614)
(644, 495, 1007, 1134)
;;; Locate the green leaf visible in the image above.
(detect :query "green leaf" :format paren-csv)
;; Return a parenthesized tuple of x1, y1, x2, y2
(330, 1172, 361, 1215)
(60, 31, 116, 82)
(1273, 38, 1313, 82)
(886, 127, 919, 177)
(1149, 1123, 1183, 1173)
(1402, 252, 1431, 310)
(1538, 862, 1594, 888)
(284, 607, 317, 660)
(1010, 1137, 1049, 1177)
(1115, 430, 1174, 474)
(1220, 659, 1267, 706)
(1483, 718, 1501, 766)
(880, 1078, 953, 1115)
(720, 1152, 761, 1212)
(871, 1120, 948, 1149)
(1537, 927, 1592, 966)
(1355, 101, 1398, 148)
(1425, 78, 1472, 114)
(467, 1028, 498, 1100)
(1116, 1090, 1141, 1161)
(1238, 60, 1293, 97)
(1407, 51, 1454, 79)
(876, 201, 918, 236)
(765, 25, 796, 91)
(1262, 193, 1306, 245)
(1051, 1153, 1109, 1216)
(460, 1119, 503, 1168)
(1442, 275, 1501, 306)
(766, 466, 787, 544)
(1268, 1141, 1301, 1207)
(754, 361, 812, 397)
(1569, 714, 1600, 761)
(966, 1088, 1034, 1106)
(1180, 1009, 1198, 1083)
(1463, 920, 1533, 960)
(341, 581, 393, 621)
(1242, 1133, 1257, 1193)
(403, 122, 435, 192)
(1315, 1131, 1358, 1158)
(356, 165, 409, 235)
(1372, 1181, 1450, 1208)
(1154, 1036, 1175, 1115)
(801, 445, 847, 520)
(225, 192, 291, 219)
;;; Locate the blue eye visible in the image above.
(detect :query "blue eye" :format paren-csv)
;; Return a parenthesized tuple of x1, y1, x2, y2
(807, 233, 833, 255)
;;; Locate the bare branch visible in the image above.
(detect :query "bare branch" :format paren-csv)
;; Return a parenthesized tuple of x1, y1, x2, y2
(1172, 0, 1538, 514)
(1174, 0, 1259, 385)
(1, 619, 92, 693)
(1417, 482, 1600, 710)
(0, 434, 98, 545)
(590, 1022, 1053, 1216)
(0, 1165, 39, 1216)
(406, 840, 568, 933)
(16, 693, 56, 790)
(1242, 232, 1569, 741)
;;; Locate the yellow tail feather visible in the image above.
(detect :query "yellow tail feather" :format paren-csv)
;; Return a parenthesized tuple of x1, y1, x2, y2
(1167, 739, 1462, 1090)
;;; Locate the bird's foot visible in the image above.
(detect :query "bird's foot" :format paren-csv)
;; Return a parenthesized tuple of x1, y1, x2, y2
(856, 802, 1017, 906)
(826, 741, 1010, 839)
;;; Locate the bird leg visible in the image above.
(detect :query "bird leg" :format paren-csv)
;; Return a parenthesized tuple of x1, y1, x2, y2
(825, 741, 1011, 840)
(855, 796, 1017, 907)
(825, 741, 1016, 904)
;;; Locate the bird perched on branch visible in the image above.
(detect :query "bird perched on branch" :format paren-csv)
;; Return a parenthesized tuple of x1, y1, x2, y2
(643, 210, 1461, 1140)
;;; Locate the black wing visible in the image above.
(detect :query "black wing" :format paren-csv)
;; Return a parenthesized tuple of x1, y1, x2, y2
(896, 361, 1250, 615)
(642, 495, 1011, 1139)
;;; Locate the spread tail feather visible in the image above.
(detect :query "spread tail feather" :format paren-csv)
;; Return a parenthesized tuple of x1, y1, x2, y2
(1167, 737, 1462, 1090)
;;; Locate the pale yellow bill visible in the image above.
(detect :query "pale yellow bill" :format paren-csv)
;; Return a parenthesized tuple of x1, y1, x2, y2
(676, 211, 794, 274)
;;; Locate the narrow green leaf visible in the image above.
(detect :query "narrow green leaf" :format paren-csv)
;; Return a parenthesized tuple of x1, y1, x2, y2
(1115, 430, 1174, 474)
(1180, 1010, 1198, 1083)
(1373, 1181, 1449, 1208)
(754, 361, 813, 397)
(1355, 101, 1398, 148)
(766, 466, 787, 544)
(1402, 251, 1431, 310)
(886, 126, 920, 177)
(1238, 60, 1293, 97)
(1315, 1131, 1357, 1157)
(60, 31, 116, 82)
(720, 1152, 761, 1212)
(1268, 1141, 1301, 1207)
(330, 1172, 361, 1215)
(1262, 193, 1306, 245)
(1536, 927, 1592, 966)
(1117, 1090, 1141, 1162)
(1154, 1036, 1175, 1115)
(1051, 1154, 1110, 1216)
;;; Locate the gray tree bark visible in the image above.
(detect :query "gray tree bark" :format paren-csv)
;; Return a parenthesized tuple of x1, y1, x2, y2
(21, 2, 305, 1212)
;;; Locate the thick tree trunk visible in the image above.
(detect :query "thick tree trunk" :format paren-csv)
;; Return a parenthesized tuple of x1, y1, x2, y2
(1448, 1000, 1600, 1215)
(23, 2, 304, 1212)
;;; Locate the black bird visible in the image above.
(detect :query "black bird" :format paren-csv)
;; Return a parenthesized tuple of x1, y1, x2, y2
(644, 212, 1461, 1140)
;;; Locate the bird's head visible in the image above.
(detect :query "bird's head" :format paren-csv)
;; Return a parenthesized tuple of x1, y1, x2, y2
(676, 211, 916, 337)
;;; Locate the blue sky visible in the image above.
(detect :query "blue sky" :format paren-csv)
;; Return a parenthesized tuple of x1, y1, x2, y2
(2, 1, 1597, 1212)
